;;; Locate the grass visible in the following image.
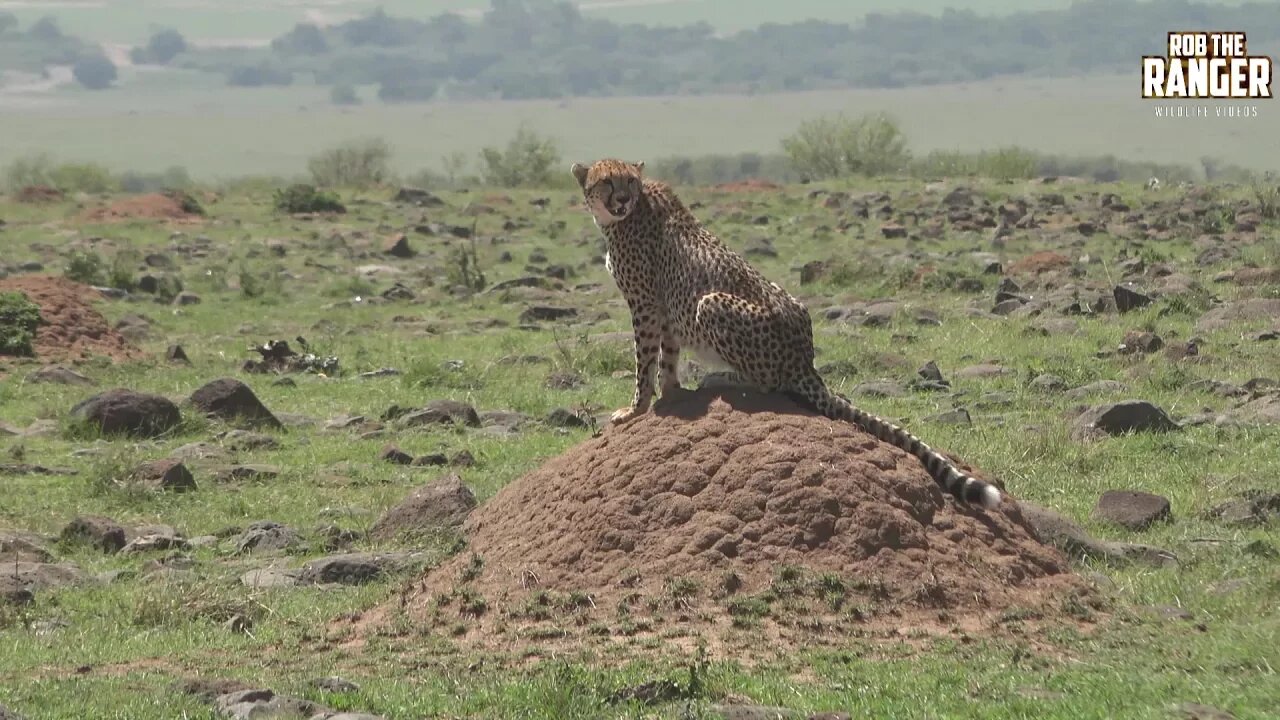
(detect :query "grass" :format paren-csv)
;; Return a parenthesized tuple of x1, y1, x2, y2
(1, 172, 1279, 718)
(3, 73, 1278, 180)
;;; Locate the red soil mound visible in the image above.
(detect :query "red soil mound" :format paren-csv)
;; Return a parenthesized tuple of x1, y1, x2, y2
(0, 276, 141, 364)
(15, 185, 65, 203)
(80, 192, 203, 223)
(384, 388, 1087, 658)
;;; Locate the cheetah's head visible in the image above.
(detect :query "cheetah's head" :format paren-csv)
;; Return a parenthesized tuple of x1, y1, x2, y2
(570, 159, 644, 226)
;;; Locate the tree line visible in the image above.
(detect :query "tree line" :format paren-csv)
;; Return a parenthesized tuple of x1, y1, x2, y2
(3, 0, 1278, 96)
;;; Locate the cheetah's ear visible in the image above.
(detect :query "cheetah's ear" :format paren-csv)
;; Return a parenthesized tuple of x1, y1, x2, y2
(634, 161, 645, 175)
(570, 163, 590, 188)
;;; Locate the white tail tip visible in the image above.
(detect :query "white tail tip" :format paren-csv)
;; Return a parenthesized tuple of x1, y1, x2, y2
(978, 484, 1002, 509)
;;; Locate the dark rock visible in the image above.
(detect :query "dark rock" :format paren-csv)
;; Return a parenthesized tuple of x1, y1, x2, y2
(519, 305, 577, 323)
(400, 399, 481, 428)
(1092, 490, 1173, 530)
(1196, 299, 1280, 332)
(1205, 491, 1280, 527)
(411, 453, 448, 467)
(60, 515, 127, 553)
(926, 408, 971, 425)
(954, 363, 1013, 379)
(128, 459, 196, 492)
(546, 407, 589, 428)
(166, 344, 190, 364)
(382, 234, 415, 258)
(369, 473, 476, 541)
(393, 187, 444, 206)
(879, 223, 907, 238)
(0, 534, 52, 563)
(69, 389, 182, 438)
(0, 561, 89, 591)
(1020, 500, 1176, 567)
(1118, 330, 1163, 354)
(852, 381, 906, 398)
(1112, 285, 1153, 313)
(1072, 400, 1180, 440)
(27, 365, 95, 386)
(188, 378, 282, 429)
(298, 552, 409, 586)
(234, 521, 303, 554)
(379, 445, 413, 465)
(1029, 373, 1067, 392)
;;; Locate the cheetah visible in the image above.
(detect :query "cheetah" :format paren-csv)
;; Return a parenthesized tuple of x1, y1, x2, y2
(571, 158, 1002, 509)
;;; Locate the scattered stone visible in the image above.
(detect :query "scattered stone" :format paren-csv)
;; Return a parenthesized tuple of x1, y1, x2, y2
(219, 429, 279, 451)
(27, 365, 95, 386)
(1029, 374, 1067, 392)
(852, 380, 906, 398)
(1118, 330, 1163, 354)
(311, 677, 361, 694)
(411, 453, 448, 467)
(1205, 491, 1280, 527)
(518, 305, 577, 323)
(1196, 299, 1280, 332)
(399, 400, 481, 428)
(188, 378, 283, 429)
(166, 344, 190, 364)
(1072, 400, 1180, 440)
(1112, 285, 1153, 313)
(1019, 500, 1176, 568)
(215, 464, 281, 482)
(128, 458, 196, 492)
(121, 532, 190, 554)
(69, 388, 182, 438)
(926, 408, 971, 425)
(214, 689, 328, 720)
(60, 515, 127, 553)
(546, 408, 589, 428)
(240, 567, 301, 589)
(1064, 380, 1127, 398)
(380, 445, 414, 465)
(298, 552, 410, 586)
(369, 474, 476, 541)
(382, 234, 415, 258)
(0, 534, 53, 563)
(0, 561, 89, 591)
(234, 521, 303, 554)
(1092, 490, 1173, 531)
(954, 363, 1013, 379)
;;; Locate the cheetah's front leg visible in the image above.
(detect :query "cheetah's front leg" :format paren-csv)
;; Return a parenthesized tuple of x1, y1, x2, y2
(612, 305, 663, 424)
(658, 328, 682, 397)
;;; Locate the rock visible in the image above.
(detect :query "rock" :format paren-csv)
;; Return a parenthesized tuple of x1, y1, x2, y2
(60, 515, 127, 553)
(1092, 490, 1173, 531)
(410, 453, 447, 467)
(188, 378, 282, 429)
(122, 533, 189, 554)
(215, 464, 281, 482)
(1, 577, 34, 606)
(518, 305, 577, 323)
(27, 365, 95, 386)
(382, 234, 415, 258)
(128, 459, 196, 492)
(1118, 330, 1163, 354)
(172, 291, 201, 306)
(1205, 491, 1280, 527)
(369, 473, 476, 541)
(219, 429, 279, 451)
(926, 408, 971, 425)
(1064, 380, 1127, 398)
(954, 363, 1013, 379)
(1019, 500, 1176, 567)
(852, 380, 906, 398)
(1029, 373, 1067, 392)
(379, 444, 414, 465)
(1112, 284, 1153, 313)
(69, 388, 182, 438)
(298, 552, 410, 586)
(917, 360, 945, 384)
(546, 408, 589, 428)
(166, 344, 190, 364)
(879, 222, 907, 238)
(240, 567, 301, 589)
(234, 521, 303, 554)
(393, 187, 443, 206)
(399, 399, 481, 428)
(214, 689, 328, 720)
(1072, 400, 1180, 440)
(1176, 702, 1236, 720)
(0, 561, 89, 591)
(0, 534, 53, 563)
(1196, 299, 1280, 332)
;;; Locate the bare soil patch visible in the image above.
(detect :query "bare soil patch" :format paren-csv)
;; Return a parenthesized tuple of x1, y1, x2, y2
(79, 191, 203, 223)
(367, 387, 1090, 660)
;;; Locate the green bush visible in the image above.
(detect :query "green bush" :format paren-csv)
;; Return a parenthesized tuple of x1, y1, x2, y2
(307, 138, 390, 188)
(48, 162, 118, 193)
(478, 126, 561, 188)
(0, 291, 42, 357)
(72, 54, 117, 89)
(781, 112, 910, 180)
(273, 183, 346, 213)
(64, 250, 108, 286)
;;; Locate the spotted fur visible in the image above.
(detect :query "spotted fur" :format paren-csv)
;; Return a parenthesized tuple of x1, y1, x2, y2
(571, 158, 1001, 509)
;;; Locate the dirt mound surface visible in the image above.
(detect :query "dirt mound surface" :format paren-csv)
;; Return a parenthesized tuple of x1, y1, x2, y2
(0, 276, 141, 364)
(80, 192, 203, 223)
(386, 388, 1086, 658)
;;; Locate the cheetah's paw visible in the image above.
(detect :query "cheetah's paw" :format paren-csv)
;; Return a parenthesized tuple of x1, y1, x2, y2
(610, 406, 643, 424)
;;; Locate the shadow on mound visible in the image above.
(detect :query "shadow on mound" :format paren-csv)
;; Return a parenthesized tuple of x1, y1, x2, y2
(388, 387, 1091, 657)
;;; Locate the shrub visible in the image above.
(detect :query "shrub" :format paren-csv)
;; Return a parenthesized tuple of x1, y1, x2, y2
(781, 112, 910, 179)
(64, 250, 108, 286)
(307, 138, 391, 188)
(273, 184, 346, 214)
(72, 54, 117, 90)
(48, 162, 118, 193)
(478, 126, 561, 188)
(0, 291, 42, 357)
(227, 63, 293, 87)
(130, 29, 187, 64)
(3, 154, 54, 190)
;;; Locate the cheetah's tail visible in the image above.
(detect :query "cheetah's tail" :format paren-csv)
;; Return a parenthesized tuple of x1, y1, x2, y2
(796, 377, 1001, 509)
